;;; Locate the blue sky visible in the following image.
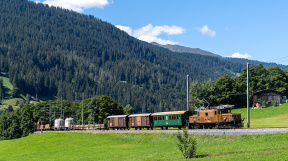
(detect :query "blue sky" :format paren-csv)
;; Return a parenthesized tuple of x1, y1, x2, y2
(32, 0, 288, 65)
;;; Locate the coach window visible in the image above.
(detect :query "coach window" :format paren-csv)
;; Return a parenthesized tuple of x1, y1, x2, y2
(215, 111, 217, 115)
(198, 112, 199, 116)
(169, 116, 171, 120)
(205, 113, 208, 116)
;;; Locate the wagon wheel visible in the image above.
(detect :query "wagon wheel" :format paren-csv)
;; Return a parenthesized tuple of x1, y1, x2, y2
(147, 127, 149, 130)
(178, 127, 182, 130)
(166, 127, 168, 130)
(135, 127, 137, 130)
(161, 127, 163, 130)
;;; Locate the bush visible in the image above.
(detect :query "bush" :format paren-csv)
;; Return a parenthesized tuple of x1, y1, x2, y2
(272, 100, 279, 107)
(177, 128, 197, 159)
(262, 100, 268, 108)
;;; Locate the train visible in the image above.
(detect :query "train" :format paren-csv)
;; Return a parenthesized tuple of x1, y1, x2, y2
(36, 105, 244, 131)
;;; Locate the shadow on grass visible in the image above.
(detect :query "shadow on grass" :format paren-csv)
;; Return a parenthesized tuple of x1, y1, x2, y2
(195, 154, 208, 158)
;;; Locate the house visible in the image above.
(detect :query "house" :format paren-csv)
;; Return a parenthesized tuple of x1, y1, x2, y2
(253, 89, 282, 108)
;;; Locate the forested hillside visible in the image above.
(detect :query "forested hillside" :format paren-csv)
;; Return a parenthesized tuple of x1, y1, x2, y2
(223, 57, 288, 71)
(0, 0, 244, 112)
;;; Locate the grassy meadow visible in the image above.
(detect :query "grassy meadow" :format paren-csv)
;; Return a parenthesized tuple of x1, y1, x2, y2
(232, 103, 288, 127)
(0, 72, 24, 109)
(0, 132, 288, 160)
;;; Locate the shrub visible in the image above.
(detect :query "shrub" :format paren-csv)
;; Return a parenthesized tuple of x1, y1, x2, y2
(272, 100, 279, 107)
(177, 128, 197, 159)
(262, 100, 268, 108)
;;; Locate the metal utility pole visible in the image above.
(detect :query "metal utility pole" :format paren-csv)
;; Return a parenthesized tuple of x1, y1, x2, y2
(247, 63, 250, 128)
(82, 92, 84, 125)
(61, 96, 63, 119)
(49, 102, 51, 125)
(187, 75, 189, 111)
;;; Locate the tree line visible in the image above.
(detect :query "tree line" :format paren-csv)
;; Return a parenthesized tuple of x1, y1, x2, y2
(0, 95, 123, 140)
(189, 64, 288, 109)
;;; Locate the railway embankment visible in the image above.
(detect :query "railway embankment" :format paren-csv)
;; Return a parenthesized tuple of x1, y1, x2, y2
(34, 127, 288, 135)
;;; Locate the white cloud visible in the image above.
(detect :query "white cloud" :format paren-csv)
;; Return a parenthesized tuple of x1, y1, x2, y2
(226, 52, 252, 59)
(197, 25, 216, 37)
(115, 25, 133, 35)
(116, 24, 185, 45)
(43, 0, 110, 12)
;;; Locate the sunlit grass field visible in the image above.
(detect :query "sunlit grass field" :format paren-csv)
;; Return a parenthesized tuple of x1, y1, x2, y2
(0, 132, 288, 160)
(232, 103, 288, 128)
(0, 72, 24, 108)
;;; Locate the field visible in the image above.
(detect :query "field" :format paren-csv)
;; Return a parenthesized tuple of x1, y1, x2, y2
(0, 132, 288, 160)
(0, 72, 24, 108)
(232, 103, 288, 127)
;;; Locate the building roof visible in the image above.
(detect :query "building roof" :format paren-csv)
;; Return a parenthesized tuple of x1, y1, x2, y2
(253, 89, 282, 95)
(107, 115, 128, 118)
(151, 111, 187, 116)
(128, 113, 151, 117)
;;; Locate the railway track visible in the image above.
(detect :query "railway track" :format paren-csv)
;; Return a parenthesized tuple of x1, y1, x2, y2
(35, 127, 288, 135)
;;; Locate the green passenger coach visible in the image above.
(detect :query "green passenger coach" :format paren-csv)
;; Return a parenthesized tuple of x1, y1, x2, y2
(151, 111, 192, 130)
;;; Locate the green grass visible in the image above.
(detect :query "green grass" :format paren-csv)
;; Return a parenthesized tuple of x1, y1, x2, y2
(0, 73, 27, 108)
(0, 132, 288, 160)
(0, 72, 13, 97)
(232, 103, 288, 127)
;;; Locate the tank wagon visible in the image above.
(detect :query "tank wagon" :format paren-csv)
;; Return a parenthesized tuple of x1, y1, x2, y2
(107, 115, 129, 130)
(65, 117, 75, 130)
(54, 119, 65, 130)
(188, 107, 244, 129)
(128, 113, 153, 130)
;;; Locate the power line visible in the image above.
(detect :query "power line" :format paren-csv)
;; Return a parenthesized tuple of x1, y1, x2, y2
(266, 56, 288, 62)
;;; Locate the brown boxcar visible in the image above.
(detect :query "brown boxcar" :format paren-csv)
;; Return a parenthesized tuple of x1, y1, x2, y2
(107, 115, 129, 130)
(44, 124, 53, 130)
(189, 108, 243, 129)
(37, 121, 47, 130)
(128, 113, 152, 130)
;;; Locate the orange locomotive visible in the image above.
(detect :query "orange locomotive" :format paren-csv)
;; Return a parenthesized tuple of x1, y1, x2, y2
(188, 106, 244, 129)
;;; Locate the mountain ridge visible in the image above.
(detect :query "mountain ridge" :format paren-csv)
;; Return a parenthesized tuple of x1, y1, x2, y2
(154, 42, 288, 71)
(151, 42, 221, 58)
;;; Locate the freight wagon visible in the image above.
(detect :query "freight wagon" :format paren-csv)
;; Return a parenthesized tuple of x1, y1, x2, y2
(128, 113, 153, 130)
(107, 115, 129, 130)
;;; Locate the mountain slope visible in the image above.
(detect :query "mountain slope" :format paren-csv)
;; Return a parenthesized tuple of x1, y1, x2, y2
(0, 0, 245, 112)
(223, 58, 288, 71)
(152, 42, 221, 57)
